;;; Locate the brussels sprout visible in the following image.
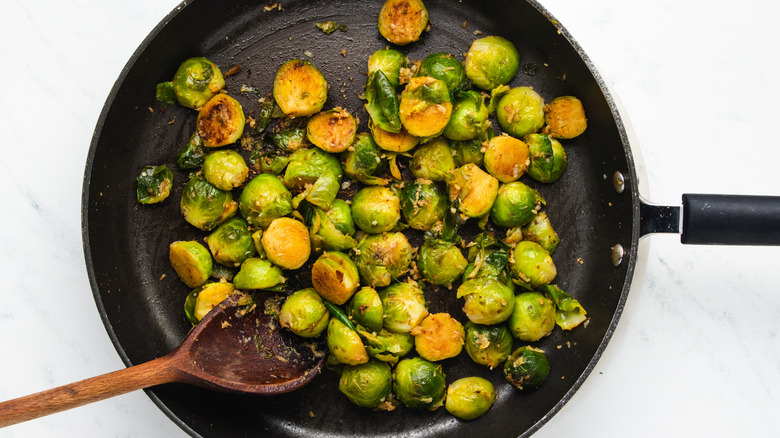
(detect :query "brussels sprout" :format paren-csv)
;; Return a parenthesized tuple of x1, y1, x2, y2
(283, 147, 343, 210)
(327, 317, 369, 365)
(273, 59, 328, 117)
(483, 135, 530, 183)
(544, 95, 587, 139)
(445, 377, 496, 420)
(358, 328, 415, 365)
(448, 163, 499, 218)
(351, 186, 401, 234)
(136, 165, 173, 204)
(205, 217, 256, 267)
(416, 52, 469, 95)
(496, 87, 545, 138)
(169, 240, 213, 288)
(176, 132, 207, 170)
(311, 251, 360, 305)
(509, 241, 557, 289)
(370, 121, 419, 153)
(367, 48, 408, 90)
(379, 280, 428, 333)
(307, 200, 358, 251)
(464, 36, 519, 91)
(307, 107, 358, 153)
(399, 76, 453, 139)
(503, 346, 550, 391)
(393, 357, 446, 411)
(409, 137, 455, 182)
(377, 0, 429, 46)
(524, 133, 568, 183)
(171, 57, 225, 109)
(181, 176, 238, 231)
(354, 232, 412, 287)
(232, 257, 285, 290)
(342, 132, 389, 185)
(462, 232, 512, 283)
(201, 150, 249, 191)
(339, 359, 393, 408)
(365, 70, 402, 133)
(196, 94, 245, 148)
(443, 91, 490, 141)
(457, 277, 515, 325)
(348, 287, 384, 332)
(400, 180, 447, 231)
(522, 211, 560, 254)
(411, 313, 464, 362)
(417, 238, 467, 286)
(507, 291, 555, 342)
(238, 174, 293, 228)
(542, 284, 588, 330)
(490, 181, 544, 229)
(261, 217, 311, 270)
(464, 321, 513, 369)
(450, 137, 485, 168)
(192, 281, 237, 321)
(279, 288, 330, 338)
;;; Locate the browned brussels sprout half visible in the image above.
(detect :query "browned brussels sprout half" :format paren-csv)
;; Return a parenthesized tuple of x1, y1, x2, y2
(416, 52, 469, 95)
(393, 357, 446, 411)
(544, 95, 587, 139)
(279, 288, 329, 338)
(136, 165, 172, 204)
(464, 36, 519, 91)
(342, 132, 389, 185)
(311, 251, 360, 305)
(503, 346, 550, 391)
(378, 0, 429, 46)
(171, 57, 225, 109)
(180, 176, 238, 231)
(238, 174, 293, 228)
(339, 360, 393, 409)
(411, 313, 464, 362)
(399, 76, 453, 138)
(196, 94, 246, 147)
(169, 240, 213, 288)
(370, 121, 419, 153)
(205, 217, 256, 267)
(307, 107, 358, 153)
(490, 181, 544, 229)
(448, 163, 499, 218)
(445, 377, 496, 420)
(354, 232, 412, 288)
(261, 217, 311, 270)
(464, 321, 513, 369)
(483, 135, 530, 183)
(273, 59, 328, 117)
(524, 133, 568, 183)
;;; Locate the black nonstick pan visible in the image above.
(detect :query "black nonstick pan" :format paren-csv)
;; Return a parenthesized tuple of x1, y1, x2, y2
(81, 1, 780, 437)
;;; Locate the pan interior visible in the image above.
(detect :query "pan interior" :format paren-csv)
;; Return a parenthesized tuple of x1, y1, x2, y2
(83, 0, 637, 437)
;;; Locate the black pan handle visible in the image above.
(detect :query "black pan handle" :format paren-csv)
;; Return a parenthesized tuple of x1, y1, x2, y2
(640, 194, 780, 245)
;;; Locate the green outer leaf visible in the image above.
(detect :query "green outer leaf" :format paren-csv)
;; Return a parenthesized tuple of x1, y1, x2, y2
(136, 165, 173, 204)
(323, 300, 356, 331)
(155, 81, 176, 105)
(365, 70, 401, 133)
(543, 284, 587, 330)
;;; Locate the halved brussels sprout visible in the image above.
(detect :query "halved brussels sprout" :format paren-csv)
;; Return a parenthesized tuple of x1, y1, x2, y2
(172, 57, 225, 109)
(358, 328, 415, 365)
(483, 135, 530, 183)
(339, 359, 393, 408)
(232, 258, 285, 290)
(400, 180, 447, 231)
(448, 163, 499, 218)
(457, 277, 515, 325)
(311, 251, 360, 305)
(411, 313, 465, 362)
(370, 121, 419, 153)
(524, 133, 568, 183)
(503, 346, 550, 391)
(544, 95, 587, 139)
(377, 0, 429, 46)
(409, 137, 455, 182)
(393, 357, 446, 411)
(205, 217, 256, 267)
(367, 48, 408, 90)
(509, 240, 557, 289)
(450, 137, 485, 168)
(283, 147, 343, 210)
(522, 211, 560, 254)
(307, 107, 358, 153)
(464, 321, 513, 369)
(417, 238, 468, 286)
(238, 174, 293, 228)
(365, 70, 402, 133)
(192, 281, 236, 321)
(327, 317, 369, 365)
(354, 232, 412, 287)
(379, 280, 428, 334)
(416, 52, 469, 95)
(136, 165, 173, 204)
(273, 59, 328, 117)
(399, 76, 453, 138)
(342, 132, 389, 185)
(351, 186, 401, 234)
(496, 87, 545, 138)
(443, 91, 490, 141)
(307, 200, 358, 251)
(202, 150, 249, 191)
(261, 217, 311, 270)
(181, 176, 238, 231)
(169, 240, 213, 288)
(490, 181, 544, 229)
(445, 376, 496, 420)
(348, 287, 384, 333)
(176, 132, 207, 170)
(196, 94, 245, 147)
(507, 291, 555, 342)
(463, 36, 519, 91)
(279, 288, 330, 338)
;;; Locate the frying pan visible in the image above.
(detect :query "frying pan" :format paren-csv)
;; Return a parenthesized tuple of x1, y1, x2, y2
(81, 0, 780, 437)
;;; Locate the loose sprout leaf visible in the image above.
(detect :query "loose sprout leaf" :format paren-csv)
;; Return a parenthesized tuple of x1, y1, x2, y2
(543, 284, 587, 330)
(176, 132, 207, 170)
(365, 70, 402, 133)
(155, 81, 176, 105)
(487, 84, 510, 115)
(323, 300, 356, 331)
(136, 165, 173, 204)
(316, 21, 348, 34)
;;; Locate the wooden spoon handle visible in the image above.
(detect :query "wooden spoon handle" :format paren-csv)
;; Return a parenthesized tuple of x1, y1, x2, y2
(0, 355, 180, 428)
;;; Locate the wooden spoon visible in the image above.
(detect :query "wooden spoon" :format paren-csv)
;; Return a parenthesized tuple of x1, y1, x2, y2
(0, 292, 327, 428)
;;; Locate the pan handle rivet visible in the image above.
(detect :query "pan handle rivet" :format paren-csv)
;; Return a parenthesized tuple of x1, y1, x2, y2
(611, 244, 625, 267)
(612, 171, 625, 194)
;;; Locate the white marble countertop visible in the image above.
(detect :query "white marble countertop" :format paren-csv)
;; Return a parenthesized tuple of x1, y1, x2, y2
(1, 0, 778, 436)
